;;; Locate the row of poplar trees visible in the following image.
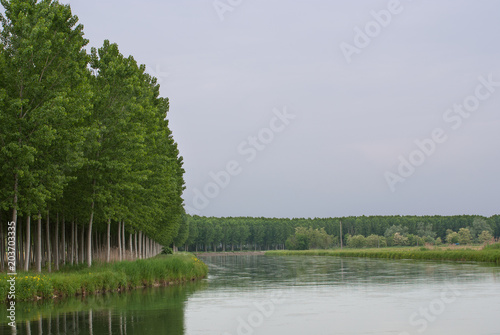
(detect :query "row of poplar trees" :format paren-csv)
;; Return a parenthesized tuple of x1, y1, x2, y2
(183, 215, 500, 252)
(0, 0, 186, 271)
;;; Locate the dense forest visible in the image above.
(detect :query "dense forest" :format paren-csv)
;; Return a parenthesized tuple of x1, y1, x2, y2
(0, 0, 186, 271)
(180, 215, 500, 252)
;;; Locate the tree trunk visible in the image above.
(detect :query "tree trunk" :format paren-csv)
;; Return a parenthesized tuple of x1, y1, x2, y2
(12, 173, 18, 227)
(118, 221, 122, 261)
(17, 218, 23, 269)
(129, 234, 133, 260)
(11, 174, 19, 270)
(134, 232, 138, 259)
(138, 231, 142, 259)
(36, 212, 42, 272)
(24, 215, 31, 271)
(55, 213, 59, 270)
(87, 200, 94, 267)
(80, 225, 85, 264)
(106, 218, 111, 263)
(122, 221, 126, 259)
(46, 211, 51, 272)
(75, 223, 78, 264)
(62, 216, 66, 265)
(71, 220, 75, 265)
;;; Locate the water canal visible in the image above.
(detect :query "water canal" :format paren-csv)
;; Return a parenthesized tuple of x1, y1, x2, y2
(2, 255, 499, 334)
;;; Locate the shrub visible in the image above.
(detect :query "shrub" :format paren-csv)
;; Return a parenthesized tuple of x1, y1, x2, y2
(446, 231, 459, 244)
(458, 228, 472, 245)
(285, 227, 333, 250)
(366, 235, 383, 248)
(478, 231, 494, 244)
(161, 247, 173, 254)
(346, 235, 366, 248)
(393, 233, 409, 246)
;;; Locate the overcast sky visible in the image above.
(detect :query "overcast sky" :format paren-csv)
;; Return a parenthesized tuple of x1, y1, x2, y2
(61, 0, 500, 218)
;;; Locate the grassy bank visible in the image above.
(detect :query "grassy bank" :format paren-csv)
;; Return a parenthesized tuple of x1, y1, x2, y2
(266, 245, 500, 265)
(195, 251, 266, 256)
(0, 253, 208, 303)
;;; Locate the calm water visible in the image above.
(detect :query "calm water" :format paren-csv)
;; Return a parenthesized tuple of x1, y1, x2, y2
(2, 255, 500, 335)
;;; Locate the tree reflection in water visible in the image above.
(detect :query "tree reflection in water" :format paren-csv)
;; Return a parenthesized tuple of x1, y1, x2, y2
(1, 281, 205, 335)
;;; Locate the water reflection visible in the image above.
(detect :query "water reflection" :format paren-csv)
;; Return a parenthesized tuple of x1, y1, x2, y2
(0, 282, 205, 335)
(187, 256, 500, 335)
(201, 255, 499, 289)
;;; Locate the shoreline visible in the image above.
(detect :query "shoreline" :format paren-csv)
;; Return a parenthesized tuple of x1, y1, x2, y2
(194, 251, 266, 257)
(0, 254, 208, 303)
(266, 247, 500, 264)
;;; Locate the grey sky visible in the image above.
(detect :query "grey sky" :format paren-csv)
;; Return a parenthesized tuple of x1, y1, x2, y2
(61, 0, 500, 218)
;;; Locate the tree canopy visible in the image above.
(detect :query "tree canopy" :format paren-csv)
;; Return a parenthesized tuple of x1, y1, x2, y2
(1, 0, 185, 271)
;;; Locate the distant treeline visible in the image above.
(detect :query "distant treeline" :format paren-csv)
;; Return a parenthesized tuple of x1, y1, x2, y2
(179, 215, 500, 252)
(0, 1, 185, 271)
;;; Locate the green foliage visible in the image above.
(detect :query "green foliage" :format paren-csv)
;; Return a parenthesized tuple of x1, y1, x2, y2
(416, 222, 436, 239)
(484, 243, 500, 250)
(392, 233, 409, 246)
(266, 248, 500, 265)
(407, 234, 425, 246)
(286, 234, 309, 250)
(478, 231, 494, 244)
(469, 218, 493, 241)
(365, 234, 387, 248)
(162, 247, 173, 255)
(173, 215, 190, 248)
(458, 228, 472, 245)
(185, 215, 499, 252)
(0, 0, 92, 216)
(286, 227, 333, 250)
(0, 0, 186, 271)
(446, 231, 459, 244)
(346, 235, 366, 248)
(3, 275, 53, 301)
(384, 225, 409, 238)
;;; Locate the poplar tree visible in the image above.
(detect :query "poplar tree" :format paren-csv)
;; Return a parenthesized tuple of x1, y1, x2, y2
(0, 0, 91, 271)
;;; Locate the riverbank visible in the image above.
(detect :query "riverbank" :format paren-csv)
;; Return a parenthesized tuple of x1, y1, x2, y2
(0, 253, 208, 303)
(195, 251, 266, 257)
(266, 245, 500, 264)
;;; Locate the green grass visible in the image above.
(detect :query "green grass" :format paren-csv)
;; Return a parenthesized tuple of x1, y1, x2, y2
(484, 242, 500, 250)
(266, 246, 500, 264)
(0, 253, 208, 303)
